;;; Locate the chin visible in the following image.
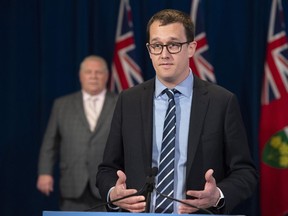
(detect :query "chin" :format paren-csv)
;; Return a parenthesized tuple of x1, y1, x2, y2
(89, 90, 98, 95)
(160, 72, 176, 79)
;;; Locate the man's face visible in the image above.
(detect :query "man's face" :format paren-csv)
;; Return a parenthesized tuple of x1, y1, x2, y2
(79, 59, 108, 95)
(148, 21, 197, 88)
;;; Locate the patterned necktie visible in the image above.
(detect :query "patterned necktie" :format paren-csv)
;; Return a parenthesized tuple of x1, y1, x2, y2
(86, 97, 98, 131)
(155, 88, 177, 213)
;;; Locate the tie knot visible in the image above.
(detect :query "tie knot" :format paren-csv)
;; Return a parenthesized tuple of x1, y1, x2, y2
(164, 88, 178, 99)
(88, 96, 98, 102)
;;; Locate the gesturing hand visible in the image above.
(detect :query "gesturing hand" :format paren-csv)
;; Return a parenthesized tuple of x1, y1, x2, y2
(109, 170, 146, 212)
(178, 169, 220, 214)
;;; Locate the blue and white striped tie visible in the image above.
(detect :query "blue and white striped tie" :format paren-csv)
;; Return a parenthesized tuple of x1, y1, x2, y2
(155, 88, 177, 213)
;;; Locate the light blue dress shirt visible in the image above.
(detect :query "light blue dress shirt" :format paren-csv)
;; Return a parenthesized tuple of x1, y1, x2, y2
(151, 70, 193, 213)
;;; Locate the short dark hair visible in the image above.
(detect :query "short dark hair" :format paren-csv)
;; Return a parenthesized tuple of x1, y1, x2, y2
(146, 9, 195, 43)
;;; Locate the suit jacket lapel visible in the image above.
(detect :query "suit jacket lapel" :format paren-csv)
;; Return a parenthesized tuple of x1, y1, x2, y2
(93, 91, 113, 133)
(141, 79, 155, 169)
(74, 91, 91, 132)
(186, 76, 209, 176)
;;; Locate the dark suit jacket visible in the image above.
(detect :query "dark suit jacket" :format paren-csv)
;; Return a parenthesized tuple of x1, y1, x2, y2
(96, 76, 258, 214)
(38, 91, 118, 199)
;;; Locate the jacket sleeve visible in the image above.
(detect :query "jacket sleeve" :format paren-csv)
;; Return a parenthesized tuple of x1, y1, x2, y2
(37, 100, 61, 175)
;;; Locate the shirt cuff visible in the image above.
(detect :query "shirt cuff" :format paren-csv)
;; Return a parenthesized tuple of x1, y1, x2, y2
(213, 187, 225, 209)
(107, 186, 120, 210)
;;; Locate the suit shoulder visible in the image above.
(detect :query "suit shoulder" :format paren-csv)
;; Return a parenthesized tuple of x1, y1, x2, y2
(210, 83, 233, 97)
(106, 91, 118, 99)
(121, 79, 154, 96)
(53, 91, 81, 105)
(196, 78, 234, 98)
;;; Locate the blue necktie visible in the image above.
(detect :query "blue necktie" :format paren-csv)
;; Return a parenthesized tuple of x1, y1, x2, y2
(155, 88, 177, 213)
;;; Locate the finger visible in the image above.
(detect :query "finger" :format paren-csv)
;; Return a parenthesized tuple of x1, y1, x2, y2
(116, 170, 127, 186)
(124, 197, 146, 212)
(42, 187, 50, 196)
(178, 201, 200, 214)
(48, 185, 53, 193)
(115, 195, 145, 212)
(205, 169, 214, 183)
(126, 202, 146, 213)
(186, 190, 202, 199)
(118, 195, 145, 205)
(117, 170, 126, 179)
(116, 188, 139, 199)
(45, 190, 50, 196)
(38, 183, 50, 196)
(178, 206, 198, 214)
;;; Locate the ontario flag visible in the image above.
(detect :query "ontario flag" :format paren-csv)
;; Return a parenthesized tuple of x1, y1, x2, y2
(189, 0, 216, 83)
(259, 0, 288, 216)
(109, 0, 143, 92)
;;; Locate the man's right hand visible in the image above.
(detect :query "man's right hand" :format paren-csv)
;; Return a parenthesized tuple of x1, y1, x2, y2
(37, 174, 54, 196)
(109, 170, 146, 212)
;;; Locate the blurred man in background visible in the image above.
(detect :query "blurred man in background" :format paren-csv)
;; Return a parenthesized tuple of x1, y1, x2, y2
(37, 55, 118, 211)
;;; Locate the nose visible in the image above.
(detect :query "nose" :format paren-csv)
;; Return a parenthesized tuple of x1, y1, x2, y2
(161, 47, 170, 58)
(91, 71, 98, 78)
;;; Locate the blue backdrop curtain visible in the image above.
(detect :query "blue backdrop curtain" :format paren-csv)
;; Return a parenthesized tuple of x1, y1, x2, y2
(1, 0, 287, 216)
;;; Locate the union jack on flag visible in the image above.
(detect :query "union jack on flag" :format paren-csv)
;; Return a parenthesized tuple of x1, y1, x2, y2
(189, 0, 216, 83)
(109, 0, 143, 92)
(261, 0, 288, 105)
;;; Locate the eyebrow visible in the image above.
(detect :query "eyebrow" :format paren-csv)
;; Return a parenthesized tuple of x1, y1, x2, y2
(150, 37, 182, 43)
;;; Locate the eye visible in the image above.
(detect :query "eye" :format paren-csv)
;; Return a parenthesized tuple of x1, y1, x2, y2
(151, 44, 162, 48)
(168, 43, 180, 48)
(84, 70, 92, 74)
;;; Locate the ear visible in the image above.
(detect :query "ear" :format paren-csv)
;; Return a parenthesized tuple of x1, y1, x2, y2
(146, 45, 153, 59)
(188, 41, 197, 58)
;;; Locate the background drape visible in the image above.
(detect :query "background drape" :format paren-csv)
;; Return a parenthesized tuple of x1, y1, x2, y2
(1, 1, 287, 216)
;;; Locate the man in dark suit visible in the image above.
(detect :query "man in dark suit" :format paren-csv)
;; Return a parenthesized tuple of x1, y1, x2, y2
(96, 9, 258, 214)
(37, 55, 118, 211)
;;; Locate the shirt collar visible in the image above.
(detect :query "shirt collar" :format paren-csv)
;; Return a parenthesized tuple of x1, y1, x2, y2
(155, 69, 194, 98)
(82, 89, 107, 101)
